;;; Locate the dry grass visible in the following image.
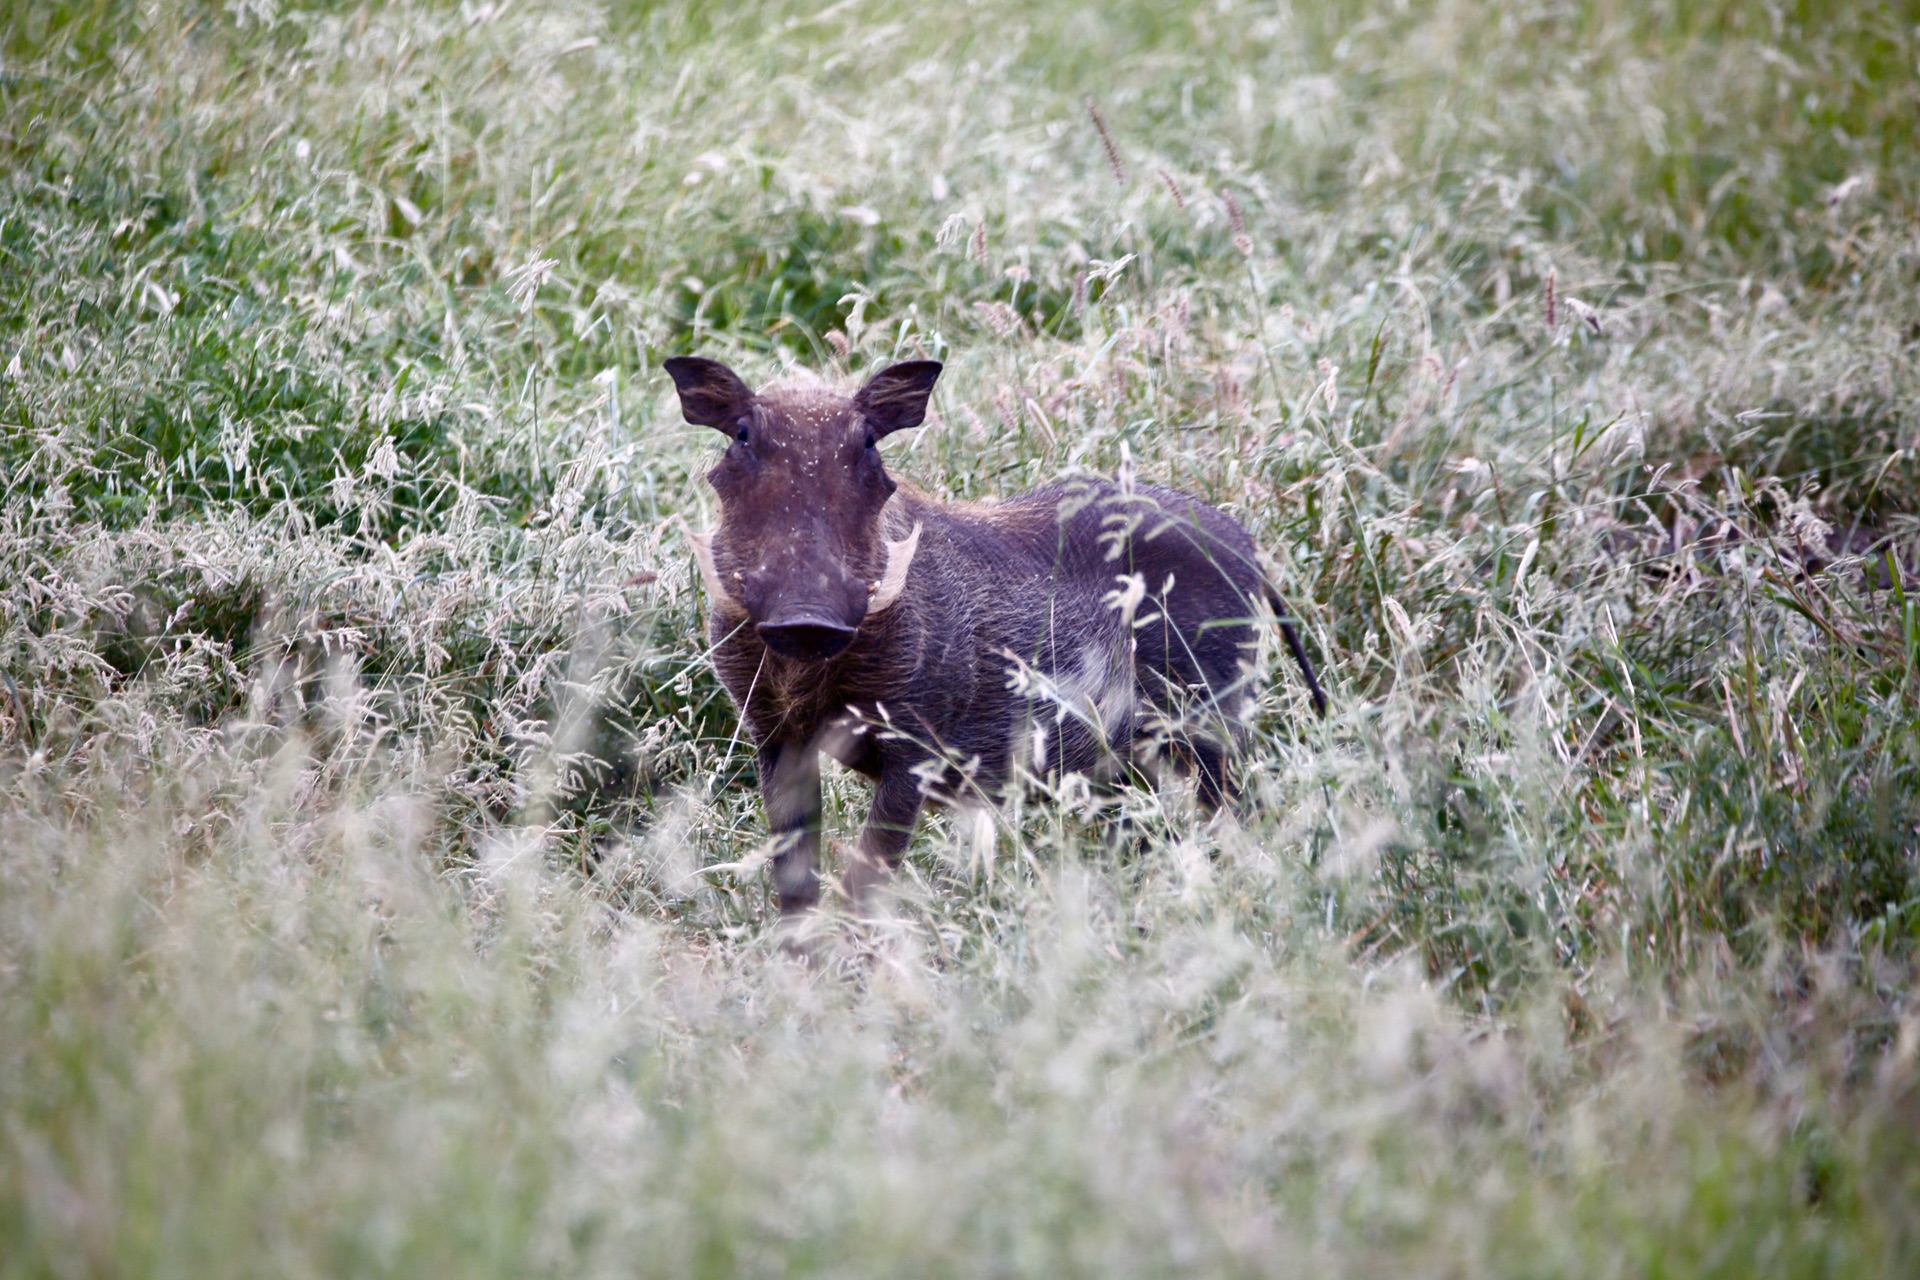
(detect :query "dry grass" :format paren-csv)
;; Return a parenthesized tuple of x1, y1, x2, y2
(3, 0, 1919, 1274)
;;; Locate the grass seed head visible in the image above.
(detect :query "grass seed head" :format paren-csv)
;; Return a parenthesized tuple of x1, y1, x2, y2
(1085, 96, 1129, 187)
(1157, 169, 1187, 209)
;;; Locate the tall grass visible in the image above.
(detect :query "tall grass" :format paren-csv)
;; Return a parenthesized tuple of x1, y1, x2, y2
(3, 0, 1918, 1273)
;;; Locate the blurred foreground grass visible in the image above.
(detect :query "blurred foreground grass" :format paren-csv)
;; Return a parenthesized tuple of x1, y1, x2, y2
(3, 0, 1919, 1274)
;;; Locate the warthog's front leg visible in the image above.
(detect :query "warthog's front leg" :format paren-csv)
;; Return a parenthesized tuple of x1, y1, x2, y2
(759, 740, 822, 914)
(843, 765, 926, 908)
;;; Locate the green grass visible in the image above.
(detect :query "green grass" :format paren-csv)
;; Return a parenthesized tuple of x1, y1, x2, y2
(3, 0, 1919, 1274)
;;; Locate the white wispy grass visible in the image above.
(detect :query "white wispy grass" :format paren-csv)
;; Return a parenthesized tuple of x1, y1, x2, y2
(2, 0, 1917, 1273)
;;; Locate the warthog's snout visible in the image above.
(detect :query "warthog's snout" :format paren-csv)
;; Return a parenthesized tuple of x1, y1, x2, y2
(755, 615, 857, 661)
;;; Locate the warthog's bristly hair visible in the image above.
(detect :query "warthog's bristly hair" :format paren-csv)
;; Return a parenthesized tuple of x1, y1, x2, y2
(666, 356, 1326, 915)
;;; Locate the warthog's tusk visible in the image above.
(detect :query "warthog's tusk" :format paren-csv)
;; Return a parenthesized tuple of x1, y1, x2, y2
(868, 521, 922, 613)
(676, 517, 743, 613)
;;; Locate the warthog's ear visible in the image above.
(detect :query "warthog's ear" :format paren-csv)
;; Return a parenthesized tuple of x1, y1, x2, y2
(663, 357, 755, 432)
(853, 361, 943, 438)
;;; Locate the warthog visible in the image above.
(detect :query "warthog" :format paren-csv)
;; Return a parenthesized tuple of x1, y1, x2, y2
(665, 356, 1326, 914)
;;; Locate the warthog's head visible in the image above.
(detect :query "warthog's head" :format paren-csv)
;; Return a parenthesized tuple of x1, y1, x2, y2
(664, 356, 942, 661)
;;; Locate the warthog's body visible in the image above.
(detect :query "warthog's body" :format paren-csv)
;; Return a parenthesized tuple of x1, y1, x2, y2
(665, 357, 1324, 913)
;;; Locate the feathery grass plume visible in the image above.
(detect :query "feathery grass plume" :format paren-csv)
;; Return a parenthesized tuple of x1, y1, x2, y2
(1220, 189, 1245, 236)
(974, 300, 1020, 337)
(1021, 393, 1057, 447)
(1085, 97, 1129, 187)
(1220, 187, 1252, 255)
(1544, 266, 1559, 331)
(1826, 172, 1871, 210)
(935, 212, 969, 250)
(1215, 367, 1245, 421)
(825, 329, 851, 360)
(1071, 270, 1089, 316)
(970, 217, 989, 270)
(1157, 169, 1187, 209)
(1565, 296, 1605, 337)
(993, 384, 1019, 433)
(505, 256, 558, 314)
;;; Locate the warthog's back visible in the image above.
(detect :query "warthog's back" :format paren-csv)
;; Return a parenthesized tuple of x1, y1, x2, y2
(865, 476, 1275, 795)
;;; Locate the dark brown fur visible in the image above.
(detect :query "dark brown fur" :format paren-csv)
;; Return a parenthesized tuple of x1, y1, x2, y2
(664, 357, 1325, 914)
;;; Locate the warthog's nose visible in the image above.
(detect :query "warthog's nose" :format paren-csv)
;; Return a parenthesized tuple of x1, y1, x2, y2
(755, 616, 857, 661)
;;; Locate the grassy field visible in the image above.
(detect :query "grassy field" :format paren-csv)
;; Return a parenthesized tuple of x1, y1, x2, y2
(3, 0, 1919, 1273)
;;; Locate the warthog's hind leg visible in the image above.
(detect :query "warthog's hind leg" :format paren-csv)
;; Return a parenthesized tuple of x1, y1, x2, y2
(1189, 738, 1231, 812)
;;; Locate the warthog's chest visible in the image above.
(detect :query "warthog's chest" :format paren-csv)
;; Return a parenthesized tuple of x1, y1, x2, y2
(710, 623, 900, 741)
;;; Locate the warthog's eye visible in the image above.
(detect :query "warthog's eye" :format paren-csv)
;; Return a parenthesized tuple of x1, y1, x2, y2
(733, 419, 750, 444)
(864, 431, 878, 450)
